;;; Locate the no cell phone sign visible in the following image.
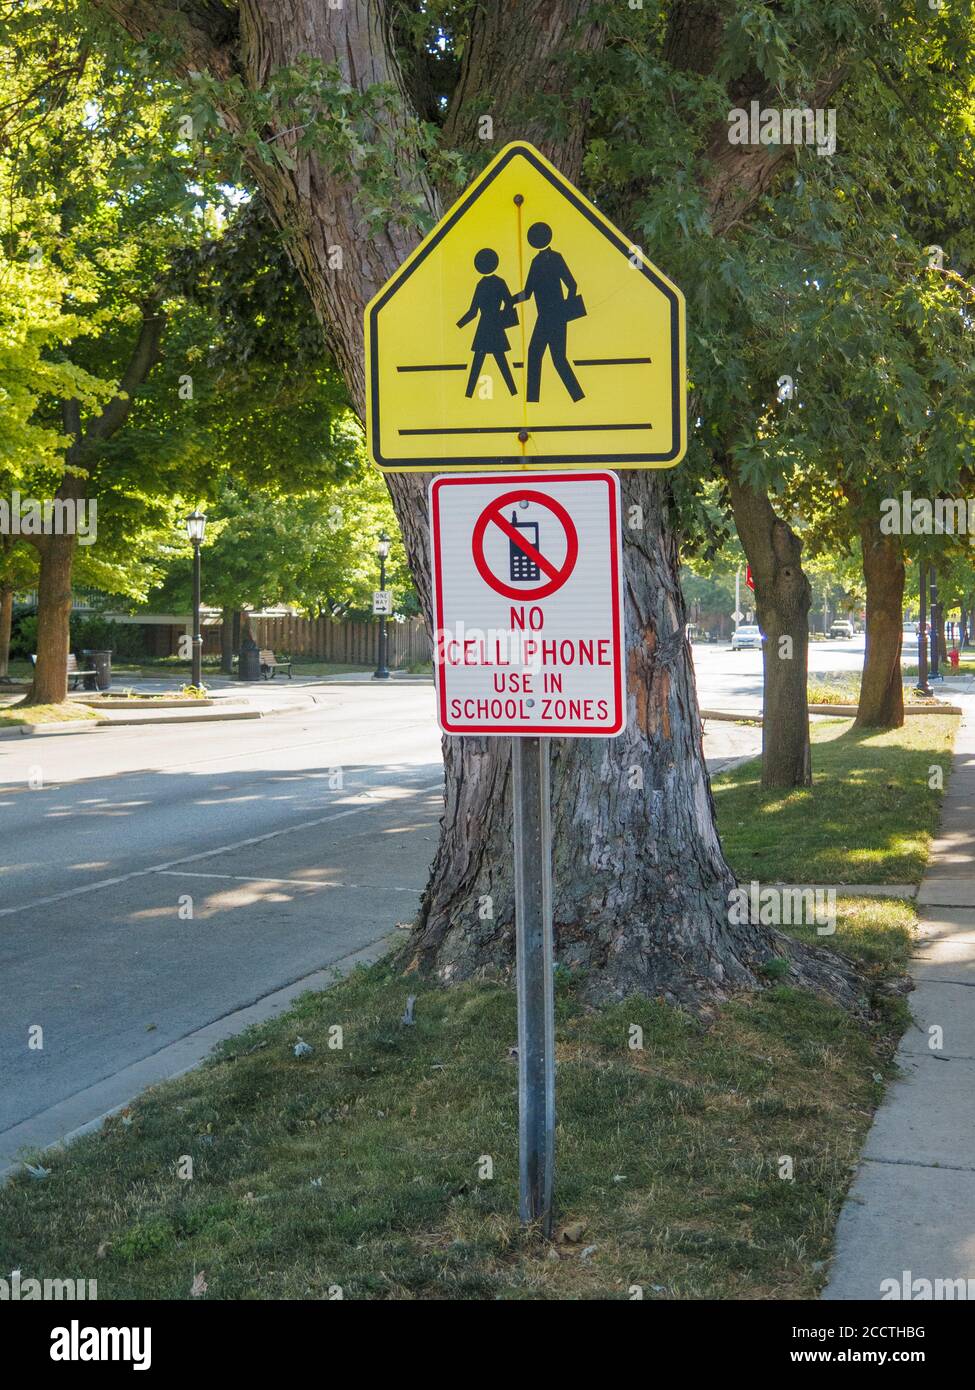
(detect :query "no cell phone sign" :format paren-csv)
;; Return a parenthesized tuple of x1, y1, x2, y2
(429, 471, 626, 737)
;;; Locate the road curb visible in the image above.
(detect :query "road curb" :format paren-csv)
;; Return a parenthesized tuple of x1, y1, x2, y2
(0, 932, 397, 1182)
(807, 703, 963, 716)
(77, 697, 218, 710)
(701, 705, 963, 723)
(700, 708, 762, 723)
(94, 707, 262, 727)
(0, 720, 99, 740)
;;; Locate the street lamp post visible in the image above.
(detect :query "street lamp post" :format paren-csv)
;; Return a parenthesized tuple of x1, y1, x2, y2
(373, 532, 391, 681)
(916, 560, 930, 695)
(185, 510, 207, 687)
(930, 566, 942, 682)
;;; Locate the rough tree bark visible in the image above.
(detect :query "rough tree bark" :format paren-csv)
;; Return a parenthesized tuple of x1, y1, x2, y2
(726, 469, 812, 789)
(0, 583, 15, 678)
(23, 308, 164, 705)
(29, 537, 77, 703)
(92, 0, 859, 1005)
(856, 518, 904, 730)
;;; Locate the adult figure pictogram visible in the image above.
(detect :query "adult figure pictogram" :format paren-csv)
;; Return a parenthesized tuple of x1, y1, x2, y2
(512, 221, 586, 404)
(457, 248, 518, 398)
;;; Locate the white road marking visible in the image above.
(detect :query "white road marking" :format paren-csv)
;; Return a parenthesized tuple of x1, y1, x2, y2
(0, 702, 437, 788)
(155, 870, 420, 892)
(0, 779, 443, 919)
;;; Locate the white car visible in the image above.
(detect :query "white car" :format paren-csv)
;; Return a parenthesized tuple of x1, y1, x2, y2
(830, 620, 854, 639)
(731, 624, 764, 651)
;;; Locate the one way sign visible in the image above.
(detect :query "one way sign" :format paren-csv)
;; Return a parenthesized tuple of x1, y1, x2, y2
(429, 471, 625, 737)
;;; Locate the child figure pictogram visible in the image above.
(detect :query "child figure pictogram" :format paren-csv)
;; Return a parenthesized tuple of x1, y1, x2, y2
(457, 248, 519, 399)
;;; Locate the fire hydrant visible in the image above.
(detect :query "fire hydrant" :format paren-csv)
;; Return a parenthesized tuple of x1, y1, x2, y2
(949, 648, 960, 669)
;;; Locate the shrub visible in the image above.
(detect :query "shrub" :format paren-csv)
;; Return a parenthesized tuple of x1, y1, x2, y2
(9, 611, 37, 659)
(70, 616, 149, 661)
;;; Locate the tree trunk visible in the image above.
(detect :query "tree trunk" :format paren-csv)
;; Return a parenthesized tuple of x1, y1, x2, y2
(93, 0, 861, 1007)
(856, 520, 904, 730)
(409, 469, 775, 1000)
(24, 307, 164, 706)
(726, 471, 812, 789)
(220, 606, 236, 674)
(26, 534, 77, 705)
(0, 585, 13, 678)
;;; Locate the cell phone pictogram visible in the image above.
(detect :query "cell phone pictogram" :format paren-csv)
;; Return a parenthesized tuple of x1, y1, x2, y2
(508, 511, 540, 581)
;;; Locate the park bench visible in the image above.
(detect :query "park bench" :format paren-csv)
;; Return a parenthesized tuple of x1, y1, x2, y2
(259, 649, 293, 680)
(31, 652, 98, 691)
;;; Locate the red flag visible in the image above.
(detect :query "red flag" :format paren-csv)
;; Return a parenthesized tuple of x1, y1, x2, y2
(745, 565, 755, 591)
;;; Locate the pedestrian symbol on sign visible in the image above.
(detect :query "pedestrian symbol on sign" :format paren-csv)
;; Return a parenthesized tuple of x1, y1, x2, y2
(365, 142, 687, 471)
(456, 222, 587, 407)
(511, 221, 586, 404)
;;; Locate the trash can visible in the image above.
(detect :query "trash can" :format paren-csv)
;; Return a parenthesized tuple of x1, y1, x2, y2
(82, 649, 112, 692)
(238, 636, 261, 681)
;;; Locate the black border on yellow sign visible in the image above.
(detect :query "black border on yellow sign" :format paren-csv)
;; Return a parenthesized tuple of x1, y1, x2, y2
(365, 142, 686, 472)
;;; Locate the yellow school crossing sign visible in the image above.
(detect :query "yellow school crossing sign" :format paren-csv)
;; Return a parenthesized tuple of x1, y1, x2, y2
(364, 142, 686, 472)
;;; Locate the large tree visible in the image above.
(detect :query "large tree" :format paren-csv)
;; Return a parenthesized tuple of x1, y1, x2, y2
(0, 7, 217, 704)
(86, 0, 942, 1004)
(659, 0, 975, 767)
(148, 467, 411, 669)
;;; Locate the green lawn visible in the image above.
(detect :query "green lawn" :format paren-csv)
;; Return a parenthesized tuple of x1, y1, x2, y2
(0, 717, 946, 1300)
(714, 714, 958, 884)
(0, 700, 97, 728)
(902, 660, 975, 677)
(807, 677, 951, 706)
(0, 909, 913, 1300)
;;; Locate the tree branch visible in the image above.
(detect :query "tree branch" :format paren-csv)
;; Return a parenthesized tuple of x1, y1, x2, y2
(91, 0, 240, 80)
(441, 0, 604, 181)
(81, 300, 166, 446)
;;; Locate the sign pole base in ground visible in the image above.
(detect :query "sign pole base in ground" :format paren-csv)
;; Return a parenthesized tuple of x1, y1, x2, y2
(512, 735, 556, 1236)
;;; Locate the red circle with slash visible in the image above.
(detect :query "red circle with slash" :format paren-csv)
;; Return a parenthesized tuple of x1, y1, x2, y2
(471, 489, 579, 601)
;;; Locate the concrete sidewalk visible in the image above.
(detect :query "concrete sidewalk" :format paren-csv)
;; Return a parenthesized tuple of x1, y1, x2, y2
(823, 707, 975, 1300)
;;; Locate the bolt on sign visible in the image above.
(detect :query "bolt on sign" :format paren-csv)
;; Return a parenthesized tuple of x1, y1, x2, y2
(365, 142, 686, 471)
(430, 471, 625, 737)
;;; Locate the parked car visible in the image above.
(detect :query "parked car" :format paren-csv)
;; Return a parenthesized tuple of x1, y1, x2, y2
(731, 624, 764, 651)
(830, 620, 854, 639)
(902, 621, 918, 636)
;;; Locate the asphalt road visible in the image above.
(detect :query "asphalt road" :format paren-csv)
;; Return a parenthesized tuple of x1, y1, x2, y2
(0, 687, 444, 1160)
(0, 642, 859, 1166)
(691, 631, 881, 711)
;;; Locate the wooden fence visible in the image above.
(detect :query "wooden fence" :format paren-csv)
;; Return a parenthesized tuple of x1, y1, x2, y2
(246, 613, 430, 669)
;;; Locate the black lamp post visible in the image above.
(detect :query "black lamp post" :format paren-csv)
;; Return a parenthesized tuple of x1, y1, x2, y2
(185, 510, 207, 686)
(929, 566, 942, 682)
(916, 560, 930, 695)
(373, 532, 391, 681)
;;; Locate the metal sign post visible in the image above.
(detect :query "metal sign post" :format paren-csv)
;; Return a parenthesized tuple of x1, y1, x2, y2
(512, 735, 555, 1234)
(365, 136, 685, 1241)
